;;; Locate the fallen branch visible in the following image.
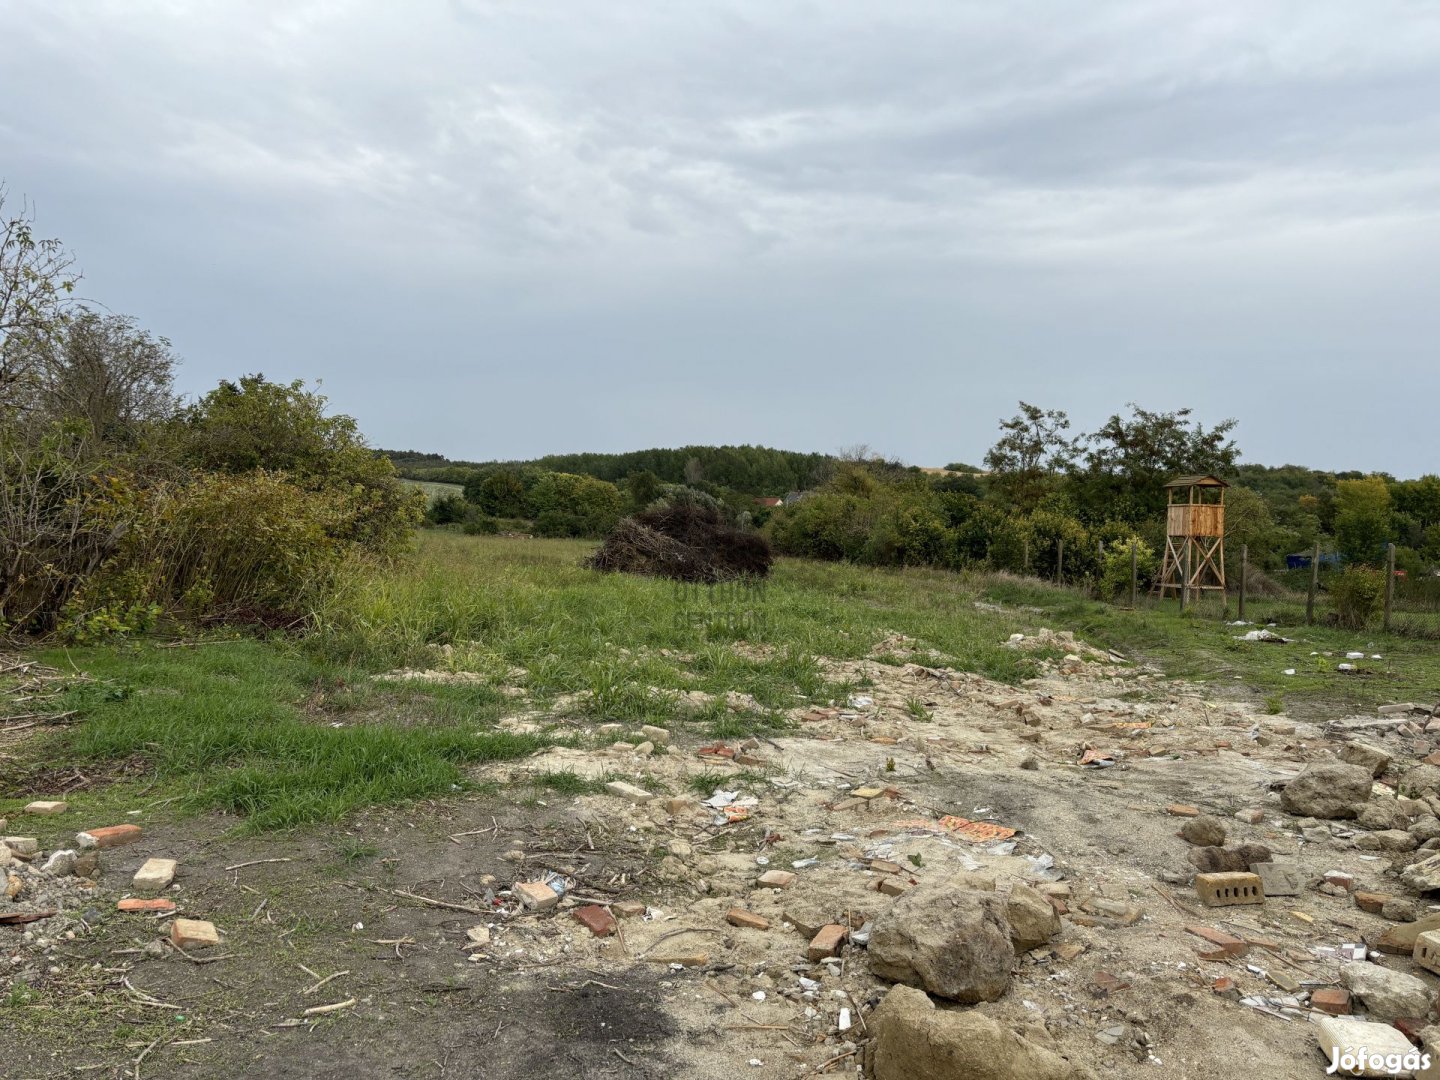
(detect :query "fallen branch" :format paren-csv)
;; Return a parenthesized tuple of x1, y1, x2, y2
(303, 970, 350, 996)
(303, 997, 356, 1016)
(391, 889, 487, 915)
(224, 858, 293, 872)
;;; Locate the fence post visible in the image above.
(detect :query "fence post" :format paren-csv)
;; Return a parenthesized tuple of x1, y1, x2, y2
(1130, 542, 1138, 609)
(1306, 542, 1320, 625)
(1181, 542, 1190, 611)
(1056, 537, 1064, 584)
(1023, 536, 1029, 574)
(1385, 542, 1396, 632)
(1239, 544, 1247, 622)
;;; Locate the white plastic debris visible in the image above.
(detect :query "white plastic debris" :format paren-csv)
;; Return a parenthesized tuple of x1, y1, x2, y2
(838, 1008, 852, 1031)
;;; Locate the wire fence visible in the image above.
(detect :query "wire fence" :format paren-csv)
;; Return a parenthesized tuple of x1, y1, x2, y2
(1034, 540, 1440, 638)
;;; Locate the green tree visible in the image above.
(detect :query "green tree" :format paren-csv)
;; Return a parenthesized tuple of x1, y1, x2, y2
(1, 186, 80, 413)
(983, 402, 1078, 511)
(1075, 404, 1239, 521)
(1334, 476, 1392, 564)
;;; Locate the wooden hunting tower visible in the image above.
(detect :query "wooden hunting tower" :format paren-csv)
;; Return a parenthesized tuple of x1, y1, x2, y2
(1155, 475, 1227, 599)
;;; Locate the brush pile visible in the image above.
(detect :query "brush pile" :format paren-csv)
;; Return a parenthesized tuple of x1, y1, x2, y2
(588, 502, 772, 583)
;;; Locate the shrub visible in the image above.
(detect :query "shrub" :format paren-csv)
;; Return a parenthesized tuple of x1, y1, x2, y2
(526, 472, 625, 537)
(1330, 565, 1386, 630)
(1099, 536, 1158, 599)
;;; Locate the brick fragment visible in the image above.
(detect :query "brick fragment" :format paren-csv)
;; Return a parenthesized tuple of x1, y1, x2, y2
(1184, 925, 1248, 957)
(876, 877, 909, 897)
(170, 918, 219, 950)
(117, 898, 175, 913)
(648, 951, 708, 967)
(1310, 988, 1351, 1015)
(869, 859, 904, 875)
(76, 824, 142, 850)
(24, 801, 68, 815)
(1234, 808, 1264, 825)
(604, 781, 653, 803)
(1413, 929, 1440, 975)
(133, 858, 177, 897)
(1322, 870, 1356, 892)
(1354, 891, 1390, 914)
(613, 900, 647, 919)
(1166, 804, 1201, 817)
(726, 908, 771, 931)
(514, 881, 560, 910)
(807, 924, 848, 961)
(756, 869, 795, 889)
(574, 905, 617, 937)
(1194, 871, 1265, 908)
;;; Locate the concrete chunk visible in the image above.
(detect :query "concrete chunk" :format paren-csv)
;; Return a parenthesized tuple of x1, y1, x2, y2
(604, 781, 653, 804)
(133, 858, 177, 897)
(23, 800, 68, 815)
(170, 918, 220, 950)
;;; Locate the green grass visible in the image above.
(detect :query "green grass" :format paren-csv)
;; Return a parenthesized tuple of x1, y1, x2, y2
(398, 478, 465, 505)
(974, 574, 1440, 712)
(13, 531, 1434, 834)
(6, 640, 554, 831)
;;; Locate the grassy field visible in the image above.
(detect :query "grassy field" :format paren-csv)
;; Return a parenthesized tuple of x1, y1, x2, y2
(6, 530, 1437, 835)
(397, 477, 465, 504)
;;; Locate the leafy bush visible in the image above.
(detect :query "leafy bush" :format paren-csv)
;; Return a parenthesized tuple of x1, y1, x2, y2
(525, 472, 625, 537)
(1099, 536, 1158, 599)
(1330, 565, 1386, 630)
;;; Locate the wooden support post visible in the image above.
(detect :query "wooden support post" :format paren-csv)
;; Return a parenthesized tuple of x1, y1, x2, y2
(1238, 544, 1247, 623)
(1056, 537, 1064, 584)
(1384, 543, 1396, 632)
(1130, 542, 1138, 609)
(1306, 542, 1320, 625)
(1023, 536, 1029, 574)
(1181, 541, 1191, 611)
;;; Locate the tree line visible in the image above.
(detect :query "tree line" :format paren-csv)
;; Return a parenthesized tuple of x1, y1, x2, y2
(0, 187, 421, 637)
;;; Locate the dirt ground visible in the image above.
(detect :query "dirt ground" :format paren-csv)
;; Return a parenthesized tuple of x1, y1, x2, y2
(6, 629, 1439, 1079)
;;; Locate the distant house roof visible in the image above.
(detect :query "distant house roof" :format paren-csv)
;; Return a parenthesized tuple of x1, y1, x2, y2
(753, 497, 783, 508)
(1164, 474, 1228, 488)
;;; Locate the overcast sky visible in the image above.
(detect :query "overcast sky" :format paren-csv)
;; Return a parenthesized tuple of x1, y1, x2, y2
(3, 1, 1438, 473)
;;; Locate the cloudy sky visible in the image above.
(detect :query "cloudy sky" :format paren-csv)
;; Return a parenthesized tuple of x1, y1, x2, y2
(3, 1, 1438, 472)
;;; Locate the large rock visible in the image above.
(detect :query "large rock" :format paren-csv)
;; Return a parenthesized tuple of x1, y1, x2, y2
(1341, 742, 1393, 779)
(1282, 762, 1372, 819)
(1340, 961, 1434, 1021)
(1356, 829, 1419, 853)
(1186, 844, 1273, 874)
(1316, 1016, 1424, 1077)
(1399, 766, 1440, 799)
(1402, 852, 1440, 894)
(869, 883, 1014, 1003)
(867, 985, 1097, 1080)
(1359, 801, 1414, 832)
(1005, 883, 1061, 951)
(1179, 816, 1226, 847)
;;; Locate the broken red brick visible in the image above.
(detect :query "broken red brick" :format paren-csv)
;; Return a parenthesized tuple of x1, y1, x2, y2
(1211, 976, 1236, 993)
(1311, 988, 1351, 1016)
(725, 908, 771, 931)
(807, 924, 848, 961)
(734, 753, 766, 766)
(1091, 970, 1130, 996)
(1323, 871, 1356, 892)
(1166, 804, 1201, 817)
(76, 824, 142, 850)
(1184, 925, 1249, 957)
(1354, 891, 1390, 914)
(116, 898, 176, 913)
(573, 905, 617, 937)
(757, 870, 796, 889)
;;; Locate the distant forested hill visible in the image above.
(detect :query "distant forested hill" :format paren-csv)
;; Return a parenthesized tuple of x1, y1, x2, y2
(377, 445, 835, 495)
